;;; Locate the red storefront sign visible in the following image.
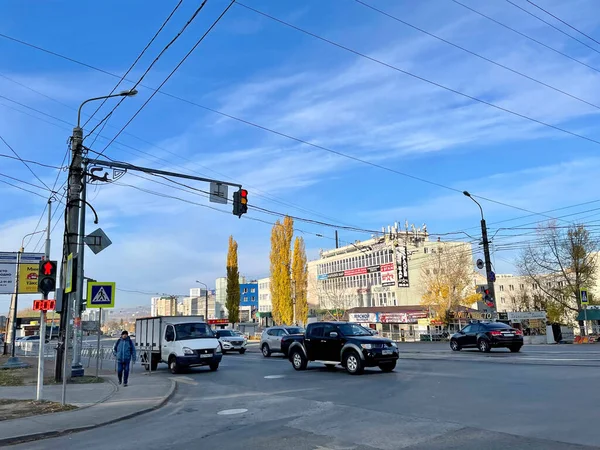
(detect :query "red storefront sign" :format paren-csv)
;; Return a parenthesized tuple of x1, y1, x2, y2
(208, 319, 229, 325)
(344, 267, 367, 277)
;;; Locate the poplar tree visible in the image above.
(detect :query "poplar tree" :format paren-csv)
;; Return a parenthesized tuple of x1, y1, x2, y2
(226, 235, 240, 324)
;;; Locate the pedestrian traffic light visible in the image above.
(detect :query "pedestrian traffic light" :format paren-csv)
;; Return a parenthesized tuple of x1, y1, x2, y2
(38, 260, 57, 295)
(232, 188, 248, 218)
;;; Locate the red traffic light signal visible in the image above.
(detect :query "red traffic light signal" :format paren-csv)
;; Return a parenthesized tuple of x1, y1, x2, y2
(232, 188, 249, 218)
(38, 260, 57, 295)
(42, 261, 55, 276)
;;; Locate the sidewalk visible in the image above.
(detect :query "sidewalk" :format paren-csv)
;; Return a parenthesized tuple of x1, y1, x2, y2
(0, 371, 176, 445)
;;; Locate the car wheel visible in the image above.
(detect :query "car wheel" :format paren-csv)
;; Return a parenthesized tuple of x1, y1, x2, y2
(478, 339, 491, 353)
(262, 344, 271, 357)
(291, 350, 307, 371)
(325, 364, 336, 370)
(450, 339, 461, 351)
(150, 356, 158, 371)
(209, 363, 219, 371)
(343, 350, 364, 375)
(239, 348, 246, 354)
(379, 361, 396, 372)
(509, 345, 522, 353)
(168, 356, 179, 374)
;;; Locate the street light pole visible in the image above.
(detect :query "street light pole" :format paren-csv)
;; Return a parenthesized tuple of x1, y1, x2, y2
(463, 191, 496, 313)
(56, 89, 137, 383)
(196, 281, 209, 321)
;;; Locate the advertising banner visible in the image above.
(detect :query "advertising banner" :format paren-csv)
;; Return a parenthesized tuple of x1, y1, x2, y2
(380, 263, 395, 287)
(0, 264, 16, 294)
(18, 262, 39, 294)
(349, 312, 378, 323)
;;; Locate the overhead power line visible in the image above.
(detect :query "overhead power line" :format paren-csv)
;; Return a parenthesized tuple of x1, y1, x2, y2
(504, 0, 600, 55)
(449, 0, 600, 76)
(83, 0, 184, 130)
(523, 0, 600, 47)
(96, 0, 236, 158)
(0, 17, 569, 222)
(355, 0, 600, 112)
(0, 152, 64, 170)
(0, 134, 53, 191)
(85, 0, 202, 139)
(0, 178, 47, 199)
(236, 2, 600, 149)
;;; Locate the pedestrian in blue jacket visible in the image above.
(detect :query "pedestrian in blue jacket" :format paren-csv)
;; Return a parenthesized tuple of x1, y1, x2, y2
(113, 330, 136, 386)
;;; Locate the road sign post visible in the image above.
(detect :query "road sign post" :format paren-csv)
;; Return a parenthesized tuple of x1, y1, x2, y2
(580, 288, 589, 335)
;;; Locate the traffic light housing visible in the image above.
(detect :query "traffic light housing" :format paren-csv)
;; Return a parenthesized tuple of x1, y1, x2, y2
(38, 260, 57, 295)
(476, 284, 494, 307)
(232, 188, 248, 218)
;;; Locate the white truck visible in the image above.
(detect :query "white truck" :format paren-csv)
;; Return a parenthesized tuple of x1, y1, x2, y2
(135, 316, 222, 374)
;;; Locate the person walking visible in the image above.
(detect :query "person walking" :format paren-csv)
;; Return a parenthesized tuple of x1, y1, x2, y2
(113, 330, 136, 386)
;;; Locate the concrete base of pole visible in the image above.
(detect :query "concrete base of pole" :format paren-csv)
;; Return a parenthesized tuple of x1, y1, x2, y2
(1, 357, 31, 369)
(71, 363, 84, 377)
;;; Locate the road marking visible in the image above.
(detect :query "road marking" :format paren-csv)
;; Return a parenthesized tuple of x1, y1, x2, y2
(169, 376, 198, 386)
(217, 408, 248, 415)
(264, 375, 285, 379)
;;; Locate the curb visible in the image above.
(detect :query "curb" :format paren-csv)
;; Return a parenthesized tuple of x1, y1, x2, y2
(0, 379, 177, 447)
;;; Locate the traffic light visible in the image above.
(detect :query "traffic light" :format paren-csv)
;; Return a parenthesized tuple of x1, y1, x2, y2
(476, 284, 494, 307)
(232, 188, 248, 218)
(38, 260, 57, 295)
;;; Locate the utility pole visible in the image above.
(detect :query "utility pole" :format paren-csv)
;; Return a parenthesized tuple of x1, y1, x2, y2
(463, 191, 496, 313)
(292, 280, 297, 326)
(37, 199, 52, 400)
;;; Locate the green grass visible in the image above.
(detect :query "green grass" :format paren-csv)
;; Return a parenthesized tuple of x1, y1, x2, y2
(0, 369, 25, 386)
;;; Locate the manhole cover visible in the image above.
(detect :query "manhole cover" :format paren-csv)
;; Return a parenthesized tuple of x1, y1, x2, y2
(217, 408, 248, 415)
(264, 375, 285, 379)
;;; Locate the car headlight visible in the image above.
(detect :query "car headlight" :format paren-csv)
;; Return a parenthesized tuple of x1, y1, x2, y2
(183, 347, 194, 355)
(215, 345, 222, 353)
(391, 342, 397, 347)
(361, 343, 373, 350)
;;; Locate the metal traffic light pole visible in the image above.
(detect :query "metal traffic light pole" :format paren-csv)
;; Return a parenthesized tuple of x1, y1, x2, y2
(37, 199, 52, 401)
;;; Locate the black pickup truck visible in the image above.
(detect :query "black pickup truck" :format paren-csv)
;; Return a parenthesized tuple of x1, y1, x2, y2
(286, 322, 399, 375)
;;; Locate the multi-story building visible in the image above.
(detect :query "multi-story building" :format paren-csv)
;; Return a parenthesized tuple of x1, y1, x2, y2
(307, 223, 473, 310)
(240, 282, 258, 322)
(215, 275, 246, 319)
(257, 277, 272, 326)
(153, 296, 178, 316)
(182, 288, 217, 318)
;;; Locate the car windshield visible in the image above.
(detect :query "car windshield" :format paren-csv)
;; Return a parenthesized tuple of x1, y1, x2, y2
(218, 330, 234, 336)
(174, 323, 214, 340)
(285, 327, 304, 334)
(338, 324, 372, 336)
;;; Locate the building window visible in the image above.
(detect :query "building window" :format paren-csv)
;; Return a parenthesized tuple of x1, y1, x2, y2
(251, 288, 256, 293)
(519, 284, 524, 290)
(251, 296, 255, 301)
(499, 285, 504, 292)
(501, 297, 505, 304)
(243, 288, 248, 294)
(509, 285, 514, 291)
(424, 248, 428, 254)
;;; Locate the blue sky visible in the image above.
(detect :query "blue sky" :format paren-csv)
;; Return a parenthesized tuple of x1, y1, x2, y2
(2, 0, 600, 311)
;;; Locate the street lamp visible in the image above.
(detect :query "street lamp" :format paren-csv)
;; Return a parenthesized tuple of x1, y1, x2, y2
(196, 281, 209, 321)
(57, 90, 138, 387)
(463, 191, 496, 312)
(2, 230, 48, 368)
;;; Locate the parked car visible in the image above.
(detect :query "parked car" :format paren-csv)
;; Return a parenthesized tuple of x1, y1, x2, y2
(215, 329, 247, 354)
(260, 326, 305, 357)
(286, 322, 399, 375)
(450, 321, 524, 353)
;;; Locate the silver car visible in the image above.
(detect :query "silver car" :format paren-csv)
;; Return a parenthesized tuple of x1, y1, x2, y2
(260, 326, 305, 357)
(216, 329, 247, 354)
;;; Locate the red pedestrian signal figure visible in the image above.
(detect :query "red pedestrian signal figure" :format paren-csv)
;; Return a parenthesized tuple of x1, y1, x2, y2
(38, 260, 57, 295)
(42, 261, 54, 276)
(232, 188, 249, 218)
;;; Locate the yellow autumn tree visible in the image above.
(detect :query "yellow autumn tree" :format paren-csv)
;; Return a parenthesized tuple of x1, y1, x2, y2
(292, 236, 308, 325)
(226, 235, 240, 323)
(270, 216, 294, 325)
(420, 242, 479, 328)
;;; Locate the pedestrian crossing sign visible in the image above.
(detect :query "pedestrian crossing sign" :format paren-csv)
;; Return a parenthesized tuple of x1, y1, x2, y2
(87, 282, 115, 309)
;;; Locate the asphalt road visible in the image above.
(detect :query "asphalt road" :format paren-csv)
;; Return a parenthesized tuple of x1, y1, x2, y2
(13, 343, 600, 450)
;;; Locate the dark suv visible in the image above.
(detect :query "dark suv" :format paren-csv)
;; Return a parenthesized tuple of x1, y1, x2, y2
(286, 322, 399, 374)
(450, 321, 524, 353)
